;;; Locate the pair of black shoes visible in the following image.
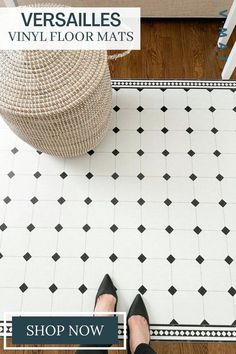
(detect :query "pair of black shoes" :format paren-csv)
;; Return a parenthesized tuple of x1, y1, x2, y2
(95, 274, 149, 351)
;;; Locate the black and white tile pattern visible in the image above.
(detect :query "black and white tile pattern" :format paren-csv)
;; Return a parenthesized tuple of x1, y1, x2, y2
(0, 80, 236, 341)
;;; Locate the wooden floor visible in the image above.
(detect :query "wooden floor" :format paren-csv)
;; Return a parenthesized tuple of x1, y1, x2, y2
(1, 18, 236, 354)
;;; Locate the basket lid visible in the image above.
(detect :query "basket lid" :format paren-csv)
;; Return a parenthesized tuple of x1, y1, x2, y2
(0, 49, 108, 117)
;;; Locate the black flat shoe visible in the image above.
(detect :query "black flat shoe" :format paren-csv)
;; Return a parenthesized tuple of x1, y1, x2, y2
(94, 274, 118, 312)
(127, 294, 150, 354)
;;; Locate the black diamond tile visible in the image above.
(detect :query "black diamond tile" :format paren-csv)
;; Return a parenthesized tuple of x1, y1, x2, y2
(27, 224, 35, 232)
(138, 285, 147, 295)
(11, 147, 18, 154)
(233, 107, 236, 112)
(194, 226, 202, 235)
(189, 173, 197, 181)
(81, 253, 89, 262)
(87, 150, 95, 156)
(112, 149, 119, 156)
(214, 150, 221, 157)
(86, 172, 94, 180)
(138, 225, 146, 233)
(216, 174, 224, 181)
(57, 197, 65, 205)
(84, 197, 92, 205)
(225, 256, 233, 265)
(8, 171, 15, 178)
(109, 253, 118, 262)
(137, 149, 144, 156)
(162, 150, 169, 157)
(19, 283, 28, 293)
(79, 284, 87, 294)
(137, 106, 144, 112)
(167, 255, 175, 263)
(211, 127, 218, 134)
(0, 253, 3, 259)
(161, 106, 168, 112)
(219, 199, 227, 207)
(196, 255, 204, 264)
(3, 196, 11, 204)
(113, 105, 120, 112)
(198, 286, 207, 296)
(185, 106, 192, 112)
(166, 225, 174, 234)
(209, 106, 216, 112)
(23, 252, 32, 261)
(37, 150, 42, 155)
(228, 287, 236, 296)
(111, 197, 119, 205)
(83, 224, 91, 232)
(111, 172, 119, 180)
(186, 127, 193, 134)
(137, 173, 145, 180)
(138, 254, 147, 263)
(110, 224, 118, 233)
(188, 150, 195, 157)
(60, 172, 68, 179)
(222, 226, 230, 235)
(191, 199, 199, 207)
(49, 284, 58, 293)
(164, 198, 172, 206)
(0, 223, 7, 231)
(137, 127, 144, 134)
(34, 171, 41, 179)
(137, 198, 145, 206)
(30, 197, 38, 204)
(163, 173, 171, 181)
(113, 127, 120, 133)
(52, 253, 60, 262)
(168, 286, 177, 295)
(170, 319, 178, 325)
(161, 127, 169, 134)
(55, 224, 63, 232)
(201, 319, 209, 326)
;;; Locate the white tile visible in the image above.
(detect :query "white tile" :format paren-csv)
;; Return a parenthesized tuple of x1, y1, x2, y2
(115, 202, 140, 228)
(113, 258, 142, 289)
(202, 261, 231, 291)
(0, 289, 22, 320)
(169, 203, 196, 229)
(143, 259, 172, 290)
(192, 155, 218, 177)
(168, 177, 194, 202)
(170, 230, 199, 259)
(0, 175, 10, 198)
(52, 289, 82, 312)
(194, 178, 221, 203)
(204, 292, 235, 324)
(140, 89, 163, 109)
(173, 291, 204, 324)
(141, 131, 165, 152)
(38, 154, 64, 175)
(57, 229, 85, 257)
(116, 289, 138, 314)
(33, 201, 61, 227)
(88, 202, 114, 228)
(191, 132, 216, 153)
(142, 230, 170, 259)
(166, 154, 192, 176)
(213, 110, 236, 131)
(211, 90, 235, 109)
(117, 88, 140, 108)
(9, 175, 37, 200)
(219, 155, 236, 177)
(196, 204, 224, 230)
(141, 153, 166, 176)
(116, 153, 140, 176)
(141, 110, 164, 130)
(145, 291, 173, 324)
(115, 177, 140, 201)
(13, 151, 39, 174)
(84, 258, 113, 289)
(86, 229, 113, 258)
(221, 178, 236, 203)
(55, 258, 84, 288)
(60, 201, 87, 227)
(64, 156, 90, 175)
(166, 131, 190, 153)
(29, 228, 58, 257)
(1, 228, 29, 256)
(0, 151, 14, 173)
(142, 177, 167, 202)
(22, 289, 52, 312)
(199, 231, 228, 260)
(0, 129, 16, 149)
(89, 176, 114, 201)
(37, 175, 63, 200)
(0, 258, 25, 287)
(90, 153, 115, 176)
(216, 132, 236, 153)
(172, 260, 201, 291)
(82, 289, 98, 312)
(116, 130, 140, 153)
(164, 110, 189, 130)
(224, 204, 236, 229)
(187, 89, 211, 109)
(5, 201, 33, 227)
(25, 258, 54, 287)
(142, 202, 168, 229)
(114, 229, 141, 258)
(164, 89, 187, 109)
(189, 110, 213, 130)
(95, 133, 116, 152)
(117, 109, 139, 130)
(63, 176, 88, 200)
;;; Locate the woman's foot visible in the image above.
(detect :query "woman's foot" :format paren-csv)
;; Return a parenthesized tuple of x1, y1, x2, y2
(128, 315, 150, 354)
(94, 293, 117, 315)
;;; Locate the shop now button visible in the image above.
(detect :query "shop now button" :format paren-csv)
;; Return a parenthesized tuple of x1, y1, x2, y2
(12, 316, 118, 345)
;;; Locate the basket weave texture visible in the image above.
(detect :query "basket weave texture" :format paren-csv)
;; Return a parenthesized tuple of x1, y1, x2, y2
(0, 49, 112, 157)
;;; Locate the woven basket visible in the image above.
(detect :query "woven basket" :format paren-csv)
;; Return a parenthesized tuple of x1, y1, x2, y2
(0, 49, 113, 157)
